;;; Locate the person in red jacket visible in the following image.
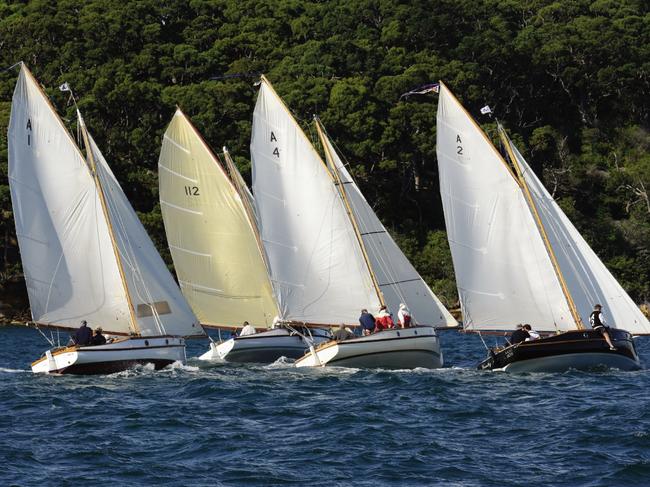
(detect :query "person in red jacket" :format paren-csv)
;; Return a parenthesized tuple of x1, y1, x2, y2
(374, 306, 394, 332)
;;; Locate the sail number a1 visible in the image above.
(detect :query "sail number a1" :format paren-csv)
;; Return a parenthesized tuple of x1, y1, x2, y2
(270, 131, 280, 158)
(184, 186, 200, 196)
(456, 134, 463, 155)
(26, 118, 32, 146)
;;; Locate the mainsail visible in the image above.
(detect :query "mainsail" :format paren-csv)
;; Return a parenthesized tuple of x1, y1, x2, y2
(8, 65, 202, 337)
(316, 120, 457, 327)
(508, 138, 650, 334)
(436, 82, 574, 332)
(158, 109, 279, 328)
(251, 77, 381, 324)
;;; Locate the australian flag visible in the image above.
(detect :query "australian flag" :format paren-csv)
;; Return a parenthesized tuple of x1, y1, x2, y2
(400, 82, 440, 99)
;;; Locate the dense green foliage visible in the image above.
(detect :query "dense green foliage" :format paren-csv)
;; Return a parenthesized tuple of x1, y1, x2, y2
(1, 0, 649, 310)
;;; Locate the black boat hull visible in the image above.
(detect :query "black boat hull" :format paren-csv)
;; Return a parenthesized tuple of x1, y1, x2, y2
(478, 328, 641, 372)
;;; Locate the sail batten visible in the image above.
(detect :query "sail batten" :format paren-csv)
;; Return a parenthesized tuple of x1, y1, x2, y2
(159, 109, 279, 329)
(251, 78, 381, 324)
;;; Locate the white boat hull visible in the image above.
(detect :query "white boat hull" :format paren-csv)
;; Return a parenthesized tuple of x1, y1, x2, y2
(31, 336, 186, 374)
(294, 327, 443, 369)
(502, 352, 641, 373)
(198, 328, 331, 363)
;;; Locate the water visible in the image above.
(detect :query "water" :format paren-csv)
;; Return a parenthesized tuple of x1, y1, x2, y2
(1, 325, 649, 486)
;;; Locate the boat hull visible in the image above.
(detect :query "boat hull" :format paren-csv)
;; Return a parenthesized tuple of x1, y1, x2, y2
(198, 327, 331, 363)
(31, 336, 186, 374)
(294, 327, 443, 369)
(478, 328, 641, 373)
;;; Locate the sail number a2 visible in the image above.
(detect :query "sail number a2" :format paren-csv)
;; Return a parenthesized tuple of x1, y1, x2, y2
(456, 134, 463, 155)
(184, 186, 200, 196)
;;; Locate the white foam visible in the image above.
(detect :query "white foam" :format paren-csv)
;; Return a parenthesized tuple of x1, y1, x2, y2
(0, 367, 29, 373)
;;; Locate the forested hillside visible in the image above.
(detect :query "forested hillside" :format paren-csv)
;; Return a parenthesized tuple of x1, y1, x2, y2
(0, 0, 649, 316)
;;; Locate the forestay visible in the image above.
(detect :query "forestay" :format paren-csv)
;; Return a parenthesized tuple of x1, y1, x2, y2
(158, 109, 279, 328)
(436, 83, 574, 332)
(319, 126, 457, 327)
(251, 78, 381, 324)
(511, 141, 650, 334)
(87, 129, 203, 337)
(8, 65, 133, 334)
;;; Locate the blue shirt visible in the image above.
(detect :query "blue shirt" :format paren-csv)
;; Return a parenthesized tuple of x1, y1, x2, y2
(359, 312, 375, 330)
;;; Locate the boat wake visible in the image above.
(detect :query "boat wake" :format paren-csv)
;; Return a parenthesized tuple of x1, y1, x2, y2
(0, 367, 29, 373)
(165, 360, 200, 373)
(264, 356, 294, 369)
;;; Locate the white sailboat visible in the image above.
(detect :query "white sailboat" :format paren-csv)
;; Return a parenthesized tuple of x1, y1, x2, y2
(250, 76, 454, 369)
(158, 108, 329, 362)
(8, 65, 204, 374)
(436, 81, 648, 372)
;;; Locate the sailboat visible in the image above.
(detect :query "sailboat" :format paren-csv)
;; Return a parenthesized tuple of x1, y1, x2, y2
(251, 76, 455, 369)
(158, 108, 330, 362)
(436, 81, 648, 372)
(8, 64, 204, 374)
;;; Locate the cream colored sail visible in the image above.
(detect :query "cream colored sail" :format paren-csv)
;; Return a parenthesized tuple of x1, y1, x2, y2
(251, 77, 381, 324)
(318, 123, 457, 327)
(436, 83, 574, 332)
(159, 109, 279, 328)
(509, 139, 650, 334)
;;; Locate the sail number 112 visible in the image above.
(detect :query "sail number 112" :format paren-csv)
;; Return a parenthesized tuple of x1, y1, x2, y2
(184, 186, 200, 196)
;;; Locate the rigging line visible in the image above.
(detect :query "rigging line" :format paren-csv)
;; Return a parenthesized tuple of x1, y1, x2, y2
(2, 61, 23, 73)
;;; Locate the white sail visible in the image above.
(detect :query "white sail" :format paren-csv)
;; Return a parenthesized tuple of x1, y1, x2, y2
(158, 109, 279, 328)
(436, 83, 574, 332)
(251, 78, 381, 324)
(319, 126, 457, 327)
(85, 130, 203, 337)
(511, 142, 650, 334)
(8, 65, 133, 334)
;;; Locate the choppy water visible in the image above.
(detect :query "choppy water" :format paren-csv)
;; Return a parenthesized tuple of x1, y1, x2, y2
(1, 325, 649, 486)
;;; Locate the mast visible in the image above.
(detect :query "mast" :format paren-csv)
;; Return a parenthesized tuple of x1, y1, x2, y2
(498, 124, 584, 330)
(314, 117, 385, 307)
(77, 113, 140, 335)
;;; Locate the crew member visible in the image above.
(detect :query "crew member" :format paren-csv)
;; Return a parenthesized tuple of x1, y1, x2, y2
(509, 324, 529, 345)
(332, 324, 355, 341)
(590, 304, 616, 350)
(91, 327, 107, 346)
(73, 320, 93, 346)
(397, 303, 412, 328)
(239, 321, 257, 336)
(523, 324, 540, 341)
(358, 309, 375, 336)
(374, 306, 394, 332)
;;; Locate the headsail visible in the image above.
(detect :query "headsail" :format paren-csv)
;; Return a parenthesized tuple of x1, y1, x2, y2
(158, 109, 279, 328)
(86, 129, 203, 337)
(436, 82, 574, 332)
(251, 77, 381, 324)
(316, 121, 457, 327)
(509, 139, 650, 334)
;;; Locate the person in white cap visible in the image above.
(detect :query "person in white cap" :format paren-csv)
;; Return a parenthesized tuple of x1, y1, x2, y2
(397, 303, 412, 328)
